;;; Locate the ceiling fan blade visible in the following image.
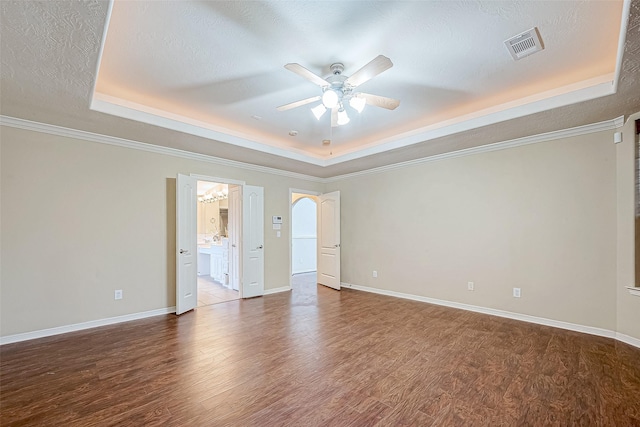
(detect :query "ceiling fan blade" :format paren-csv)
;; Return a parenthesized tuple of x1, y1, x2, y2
(276, 96, 321, 111)
(345, 55, 393, 87)
(331, 107, 338, 127)
(359, 92, 400, 110)
(284, 63, 330, 87)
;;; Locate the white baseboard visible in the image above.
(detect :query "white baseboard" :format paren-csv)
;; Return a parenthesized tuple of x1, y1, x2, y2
(616, 333, 640, 349)
(4, 287, 639, 351)
(342, 282, 640, 349)
(264, 286, 291, 295)
(2, 287, 291, 345)
(0, 307, 176, 345)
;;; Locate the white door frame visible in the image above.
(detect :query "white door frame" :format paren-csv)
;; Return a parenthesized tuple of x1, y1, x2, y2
(288, 188, 321, 290)
(188, 174, 245, 300)
(228, 185, 242, 292)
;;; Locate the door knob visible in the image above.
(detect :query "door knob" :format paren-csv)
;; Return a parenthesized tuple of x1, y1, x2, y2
(179, 249, 189, 254)
(334, 244, 341, 248)
(258, 245, 263, 249)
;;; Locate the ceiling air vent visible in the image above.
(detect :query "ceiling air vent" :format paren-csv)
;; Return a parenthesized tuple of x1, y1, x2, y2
(504, 27, 544, 60)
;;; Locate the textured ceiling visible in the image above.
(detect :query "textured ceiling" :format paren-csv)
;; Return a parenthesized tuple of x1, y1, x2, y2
(1, 0, 640, 178)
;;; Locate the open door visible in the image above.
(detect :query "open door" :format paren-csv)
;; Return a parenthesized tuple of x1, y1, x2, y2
(242, 185, 264, 298)
(176, 174, 198, 314)
(228, 185, 241, 292)
(318, 191, 340, 290)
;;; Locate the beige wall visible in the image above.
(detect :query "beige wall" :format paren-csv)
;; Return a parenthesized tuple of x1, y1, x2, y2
(0, 126, 322, 336)
(327, 129, 620, 330)
(1, 116, 638, 341)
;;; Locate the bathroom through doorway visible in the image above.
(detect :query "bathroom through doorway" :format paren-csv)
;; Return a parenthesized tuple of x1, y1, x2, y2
(196, 180, 240, 306)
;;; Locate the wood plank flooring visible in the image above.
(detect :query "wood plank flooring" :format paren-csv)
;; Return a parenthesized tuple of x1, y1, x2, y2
(2, 278, 639, 426)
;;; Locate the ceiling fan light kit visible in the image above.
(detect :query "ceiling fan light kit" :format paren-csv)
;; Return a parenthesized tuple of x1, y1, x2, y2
(279, 55, 400, 130)
(337, 108, 350, 125)
(350, 95, 366, 113)
(322, 89, 340, 109)
(311, 104, 327, 120)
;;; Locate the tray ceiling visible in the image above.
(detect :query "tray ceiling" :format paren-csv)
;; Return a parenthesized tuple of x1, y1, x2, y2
(2, 0, 640, 177)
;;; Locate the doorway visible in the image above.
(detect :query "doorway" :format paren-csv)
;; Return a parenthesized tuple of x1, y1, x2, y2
(177, 174, 264, 315)
(196, 180, 240, 306)
(290, 190, 320, 290)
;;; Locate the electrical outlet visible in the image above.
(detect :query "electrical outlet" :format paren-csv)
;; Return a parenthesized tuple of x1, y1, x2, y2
(372, 271, 378, 278)
(467, 281, 474, 291)
(513, 288, 521, 298)
(114, 290, 123, 300)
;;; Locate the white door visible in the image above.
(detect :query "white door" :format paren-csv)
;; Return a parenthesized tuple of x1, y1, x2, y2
(242, 185, 264, 298)
(318, 191, 340, 290)
(228, 184, 241, 292)
(176, 174, 198, 314)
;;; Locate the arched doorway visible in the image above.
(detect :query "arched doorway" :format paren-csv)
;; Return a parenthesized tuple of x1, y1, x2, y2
(291, 196, 317, 275)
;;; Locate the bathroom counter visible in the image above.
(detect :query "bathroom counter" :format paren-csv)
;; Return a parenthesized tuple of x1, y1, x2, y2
(197, 239, 229, 284)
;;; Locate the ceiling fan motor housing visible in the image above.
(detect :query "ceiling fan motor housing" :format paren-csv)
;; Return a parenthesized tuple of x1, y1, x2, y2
(330, 63, 344, 75)
(325, 71, 350, 103)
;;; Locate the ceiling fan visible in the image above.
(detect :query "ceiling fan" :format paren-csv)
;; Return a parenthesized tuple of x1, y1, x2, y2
(277, 55, 400, 127)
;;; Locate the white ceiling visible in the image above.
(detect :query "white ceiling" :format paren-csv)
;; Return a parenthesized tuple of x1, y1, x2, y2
(1, 1, 640, 178)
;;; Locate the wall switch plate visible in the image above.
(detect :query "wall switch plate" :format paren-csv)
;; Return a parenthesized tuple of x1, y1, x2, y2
(467, 281, 474, 291)
(513, 288, 521, 298)
(276, 231, 281, 238)
(115, 290, 123, 300)
(372, 271, 378, 278)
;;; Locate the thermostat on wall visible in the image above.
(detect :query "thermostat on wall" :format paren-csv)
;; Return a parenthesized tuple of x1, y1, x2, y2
(272, 216, 283, 224)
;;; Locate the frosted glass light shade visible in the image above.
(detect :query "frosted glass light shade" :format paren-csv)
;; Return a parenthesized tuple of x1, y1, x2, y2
(337, 109, 350, 125)
(322, 90, 339, 108)
(311, 104, 327, 120)
(350, 96, 366, 113)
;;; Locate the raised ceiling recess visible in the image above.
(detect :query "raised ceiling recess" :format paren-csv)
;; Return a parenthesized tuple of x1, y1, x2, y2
(1, 0, 631, 175)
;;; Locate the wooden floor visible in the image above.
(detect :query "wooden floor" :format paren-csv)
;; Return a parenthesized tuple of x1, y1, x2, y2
(2, 280, 640, 426)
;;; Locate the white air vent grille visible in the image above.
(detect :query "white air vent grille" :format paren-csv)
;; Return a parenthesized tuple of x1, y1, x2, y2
(505, 27, 544, 60)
